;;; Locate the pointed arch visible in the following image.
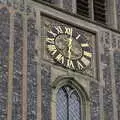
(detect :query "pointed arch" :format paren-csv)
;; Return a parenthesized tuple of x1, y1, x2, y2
(51, 76, 90, 120)
(52, 76, 90, 101)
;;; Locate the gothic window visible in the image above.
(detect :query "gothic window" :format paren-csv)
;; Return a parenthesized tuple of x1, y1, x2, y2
(56, 85, 82, 120)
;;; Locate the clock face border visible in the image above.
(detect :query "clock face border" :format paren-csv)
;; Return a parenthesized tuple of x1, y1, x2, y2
(45, 25, 93, 72)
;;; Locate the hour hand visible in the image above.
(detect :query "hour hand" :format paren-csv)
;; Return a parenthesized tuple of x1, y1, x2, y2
(68, 37, 72, 59)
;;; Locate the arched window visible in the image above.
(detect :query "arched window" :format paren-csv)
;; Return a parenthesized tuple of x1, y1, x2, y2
(56, 85, 82, 120)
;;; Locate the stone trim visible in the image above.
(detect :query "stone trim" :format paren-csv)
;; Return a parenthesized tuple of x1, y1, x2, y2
(59, 0, 63, 8)
(35, 7, 42, 120)
(109, 31, 118, 120)
(97, 31, 104, 120)
(7, 8, 15, 120)
(72, 0, 76, 13)
(51, 76, 90, 120)
(112, 0, 118, 29)
(110, 50, 118, 120)
(22, 12, 28, 120)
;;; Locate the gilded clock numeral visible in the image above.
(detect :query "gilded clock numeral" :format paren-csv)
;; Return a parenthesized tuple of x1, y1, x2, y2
(66, 59, 75, 69)
(48, 30, 57, 37)
(47, 44, 57, 55)
(81, 56, 90, 66)
(55, 53, 64, 64)
(77, 60, 84, 70)
(55, 26, 63, 34)
(46, 37, 54, 44)
(76, 34, 81, 39)
(83, 51, 92, 58)
(65, 27, 72, 35)
(81, 43, 89, 47)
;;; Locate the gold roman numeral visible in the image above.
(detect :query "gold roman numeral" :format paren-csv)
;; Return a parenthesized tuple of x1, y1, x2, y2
(81, 43, 89, 47)
(65, 27, 72, 35)
(55, 26, 63, 34)
(55, 53, 64, 64)
(77, 60, 84, 70)
(84, 51, 92, 58)
(81, 56, 90, 66)
(47, 44, 57, 55)
(48, 30, 57, 37)
(76, 34, 81, 39)
(46, 37, 54, 44)
(66, 59, 75, 69)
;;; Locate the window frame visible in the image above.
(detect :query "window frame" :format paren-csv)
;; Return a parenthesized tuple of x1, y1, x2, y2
(56, 85, 82, 120)
(51, 77, 90, 120)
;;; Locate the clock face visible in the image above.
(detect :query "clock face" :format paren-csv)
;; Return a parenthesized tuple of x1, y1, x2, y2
(46, 25, 92, 71)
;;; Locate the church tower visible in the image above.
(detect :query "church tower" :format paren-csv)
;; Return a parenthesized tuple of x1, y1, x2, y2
(0, 0, 120, 120)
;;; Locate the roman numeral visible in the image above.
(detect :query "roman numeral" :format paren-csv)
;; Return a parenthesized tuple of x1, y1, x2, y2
(81, 56, 90, 66)
(48, 30, 57, 37)
(65, 27, 72, 35)
(55, 54, 65, 64)
(47, 44, 57, 55)
(55, 26, 63, 34)
(46, 37, 54, 44)
(84, 51, 92, 58)
(77, 60, 84, 70)
(76, 34, 81, 39)
(81, 43, 89, 47)
(66, 59, 75, 69)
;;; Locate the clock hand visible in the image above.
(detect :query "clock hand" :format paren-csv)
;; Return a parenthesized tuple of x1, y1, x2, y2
(68, 36, 72, 60)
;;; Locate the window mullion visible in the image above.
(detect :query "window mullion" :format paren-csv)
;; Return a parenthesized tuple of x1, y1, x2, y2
(89, 0, 94, 20)
(67, 94, 69, 120)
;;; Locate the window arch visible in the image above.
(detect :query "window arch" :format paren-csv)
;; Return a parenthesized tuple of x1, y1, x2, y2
(51, 76, 89, 120)
(56, 85, 82, 120)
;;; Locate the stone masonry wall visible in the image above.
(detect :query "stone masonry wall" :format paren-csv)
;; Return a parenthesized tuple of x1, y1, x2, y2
(90, 81, 100, 120)
(101, 31, 114, 120)
(12, 12, 23, 120)
(0, 1, 120, 120)
(0, 7, 10, 120)
(114, 51, 120, 120)
(41, 63, 51, 120)
(27, 17, 37, 120)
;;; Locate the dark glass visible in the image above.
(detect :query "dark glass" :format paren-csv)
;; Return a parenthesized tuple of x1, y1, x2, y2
(77, 0, 89, 17)
(57, 86, 81, 120)
(93, 0, 106, 24)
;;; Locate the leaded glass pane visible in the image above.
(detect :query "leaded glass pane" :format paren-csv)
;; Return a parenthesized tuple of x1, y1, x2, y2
(69, 92, 81, 120)
(57, 87, 67, 120)
(57, 86, 81, 120)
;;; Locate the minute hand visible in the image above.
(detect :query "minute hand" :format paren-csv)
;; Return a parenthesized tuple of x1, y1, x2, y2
(68, 37, 72, 59)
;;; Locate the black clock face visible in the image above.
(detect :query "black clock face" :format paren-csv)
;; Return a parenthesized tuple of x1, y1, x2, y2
(46, 25, 92, 71)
